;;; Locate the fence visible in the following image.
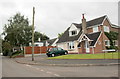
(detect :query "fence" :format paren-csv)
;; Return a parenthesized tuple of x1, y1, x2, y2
(24, 46, 56, 54)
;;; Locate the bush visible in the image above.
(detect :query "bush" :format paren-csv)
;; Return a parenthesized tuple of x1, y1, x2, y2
(2, 42, 12, 56)
(10, 50, 23, 58)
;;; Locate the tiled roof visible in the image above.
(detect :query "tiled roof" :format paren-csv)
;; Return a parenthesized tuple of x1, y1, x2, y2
(73, 15, 106, 28)
(111, 24, 120, 28)
(43, 38, 57, 46)
(57, 27, 82, 43)
(86, 32, 101, 46)
(57, 15, 106, 43)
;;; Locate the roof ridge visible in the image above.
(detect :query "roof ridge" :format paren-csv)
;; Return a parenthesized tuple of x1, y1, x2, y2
(86, 15, 107, 22)
(73, 15, 107, 28)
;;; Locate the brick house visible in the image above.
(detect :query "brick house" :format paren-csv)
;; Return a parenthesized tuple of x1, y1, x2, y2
(56, 15, 119, 54)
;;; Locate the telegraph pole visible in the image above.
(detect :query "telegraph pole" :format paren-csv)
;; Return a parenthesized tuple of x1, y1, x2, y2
(32, 7, 35, 61)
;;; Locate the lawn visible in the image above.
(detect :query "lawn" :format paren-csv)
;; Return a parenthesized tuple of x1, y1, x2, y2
(48, 52, 120, 59)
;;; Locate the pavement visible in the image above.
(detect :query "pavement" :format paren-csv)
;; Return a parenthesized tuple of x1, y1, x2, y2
(14, 54, 120, 67)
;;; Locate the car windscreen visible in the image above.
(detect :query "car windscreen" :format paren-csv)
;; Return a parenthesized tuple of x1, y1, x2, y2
(48, 48, 53, 51)
(57, 48, 63, 50)
(48, 48, 57, 51)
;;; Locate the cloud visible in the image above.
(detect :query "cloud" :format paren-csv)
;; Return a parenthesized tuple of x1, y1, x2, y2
(0, 0, 119, 39)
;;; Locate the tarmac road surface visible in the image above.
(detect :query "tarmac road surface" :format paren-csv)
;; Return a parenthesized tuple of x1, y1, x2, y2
(2, 56, 119, 77)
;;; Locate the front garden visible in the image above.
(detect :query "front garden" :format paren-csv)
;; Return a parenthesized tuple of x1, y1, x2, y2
(48, 52, 120, 59)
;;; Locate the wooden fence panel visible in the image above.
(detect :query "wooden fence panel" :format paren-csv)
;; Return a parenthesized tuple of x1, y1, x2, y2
(25, 46, 56, 54)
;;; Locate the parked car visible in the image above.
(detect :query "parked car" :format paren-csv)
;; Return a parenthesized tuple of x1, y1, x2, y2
(46, 47, 68, 57)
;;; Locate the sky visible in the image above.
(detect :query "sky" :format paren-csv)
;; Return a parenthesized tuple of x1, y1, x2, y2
(0, 0, 119, 39)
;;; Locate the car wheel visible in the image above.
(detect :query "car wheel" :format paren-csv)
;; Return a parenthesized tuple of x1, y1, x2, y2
(64, 52, 68, 55)
(47, 55, 50, 57)
(51, 54, 55, 57)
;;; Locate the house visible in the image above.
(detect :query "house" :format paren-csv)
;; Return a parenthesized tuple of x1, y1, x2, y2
(56, 15, 119, 54)
(43, 38, 59, 46)
(29, 38, 58, 47)
(33, 42, 44, 46)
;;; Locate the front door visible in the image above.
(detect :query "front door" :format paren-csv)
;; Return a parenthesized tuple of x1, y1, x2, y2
(85, 41, 90, 53)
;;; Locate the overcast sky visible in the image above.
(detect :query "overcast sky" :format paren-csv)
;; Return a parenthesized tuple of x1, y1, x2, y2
(0, 0, 119, 39)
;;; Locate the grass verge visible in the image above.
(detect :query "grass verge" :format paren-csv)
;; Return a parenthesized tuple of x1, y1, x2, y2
(48, 52, 120, 59)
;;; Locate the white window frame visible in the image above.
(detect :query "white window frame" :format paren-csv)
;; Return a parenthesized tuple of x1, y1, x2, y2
(114, 40, 118, 46)
(68, 41, 74, 50)
(93, 26, 98, 33)
(69, 30, 78, 36)
(104, 26, 110, 32)
(105, 40, 110, 46)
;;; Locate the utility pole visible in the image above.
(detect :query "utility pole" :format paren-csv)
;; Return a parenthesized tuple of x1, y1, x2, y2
(32, 7, 35, 61)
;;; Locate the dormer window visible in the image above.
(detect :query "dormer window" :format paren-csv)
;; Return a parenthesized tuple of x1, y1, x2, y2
(71, 30, 77, 35)
(69, 24, 80, 37)
(69, 30, 78, 36)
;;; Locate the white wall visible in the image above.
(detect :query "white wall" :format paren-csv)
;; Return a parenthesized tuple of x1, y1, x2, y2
(57, 41, 79, 53)
(29, 42, 44, 46)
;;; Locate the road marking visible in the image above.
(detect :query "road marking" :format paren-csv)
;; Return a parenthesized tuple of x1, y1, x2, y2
(46, 71, 52, 74)
(25, 64, 60, 77)
(54, 74, 60, 77)
(36, 68, 40, 70)
(26, 64, 31, 67)
(40, 69, 44, 72)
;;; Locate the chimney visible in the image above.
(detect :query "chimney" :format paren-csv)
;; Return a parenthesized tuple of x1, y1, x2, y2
(82, 14, 87, 34)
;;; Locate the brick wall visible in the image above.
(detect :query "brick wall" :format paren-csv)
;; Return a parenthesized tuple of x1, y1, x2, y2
(94, 32, 109, 53)
(102, 18, 119, 33)
(87, 28, 93, 33)
(87, 18, 119, 34)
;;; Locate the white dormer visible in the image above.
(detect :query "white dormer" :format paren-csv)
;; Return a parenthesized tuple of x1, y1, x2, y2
(69, 24, 80, 36)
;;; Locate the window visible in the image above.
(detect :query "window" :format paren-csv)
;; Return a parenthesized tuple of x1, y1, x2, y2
(93, 26, 98, 33)
(69, 30, 77, 36)
(105, 40, 110, 46)
(48, 48, 53, 51)
(77, 43, 81, 48)
(35, 44, 39, 46)
(113, 40, 118, 46)
(71, 31, 77, 35)
(58, 48, 63, 50)
(53, 48, 57, 51)
(68, 42, 74, 50)
(104, 26, 110, 32)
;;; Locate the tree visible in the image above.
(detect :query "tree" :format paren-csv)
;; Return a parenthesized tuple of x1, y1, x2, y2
(34, 32, 49, 42)
(3, 13, 49, 47)
(2, 41, 12, 56)
(0, 35, 2, 53)
(105, 31, 119, 49)
(58, 32, 64, 38)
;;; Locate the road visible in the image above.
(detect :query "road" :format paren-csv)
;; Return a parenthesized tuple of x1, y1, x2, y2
(2, 56, 118, 77)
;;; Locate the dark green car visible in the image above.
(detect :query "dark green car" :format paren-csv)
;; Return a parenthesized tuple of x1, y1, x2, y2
(46, 47, 68, 57)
